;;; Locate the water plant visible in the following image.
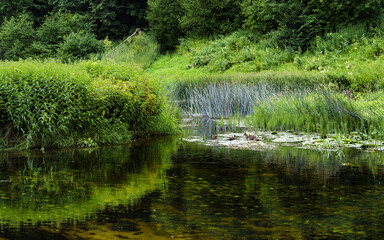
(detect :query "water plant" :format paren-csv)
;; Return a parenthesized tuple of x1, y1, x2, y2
(169, 72, 326, 118)
(249, 88, 384, 137)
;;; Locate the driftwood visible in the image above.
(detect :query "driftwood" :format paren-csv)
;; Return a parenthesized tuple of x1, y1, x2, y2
(105, 28, 141, 58)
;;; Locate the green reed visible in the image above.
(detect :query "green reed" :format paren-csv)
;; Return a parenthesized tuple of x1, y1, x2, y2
(250, 89, 384, 136)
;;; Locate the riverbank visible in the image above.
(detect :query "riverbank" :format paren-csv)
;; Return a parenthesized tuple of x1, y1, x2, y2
(0, 60, 178, 150)
(183, 129, 383, 152)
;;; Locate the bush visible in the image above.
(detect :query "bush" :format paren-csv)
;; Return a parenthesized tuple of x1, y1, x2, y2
(188, 31, 295, 72)
(57, 32, 104, 61)
(0, 60, 177, 149)
(0, 14, 35, 60)
(36, 12, 94, 56)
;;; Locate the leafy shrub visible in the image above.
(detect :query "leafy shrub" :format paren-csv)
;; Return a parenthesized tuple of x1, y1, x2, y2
(36, 12, 94, 56)
(0, 14, 35, 60)
(313, 24, 368, 54)
(189, 31, 295, 72)
(241, 0, 286, 33)
(0, 60, 177, 149)
(57, 32, 104, 62)
(276, 3, 321, 51)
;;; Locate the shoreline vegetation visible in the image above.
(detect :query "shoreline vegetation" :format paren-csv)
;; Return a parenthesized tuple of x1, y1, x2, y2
(2, 1, 384, 150)
(0, 60, 178, 150)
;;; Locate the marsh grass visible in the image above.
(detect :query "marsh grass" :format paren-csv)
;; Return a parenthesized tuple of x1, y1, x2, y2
(174, 72, 384, 138)
(170, 72, 326, 118)
(104, 32, 160, 70)
(250, 89, 384, 137)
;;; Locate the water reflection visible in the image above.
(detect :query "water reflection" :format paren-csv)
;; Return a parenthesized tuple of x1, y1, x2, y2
(0, 138, 177, 231)
(159, 143, 384, 239)
(1, 137, 384, 239)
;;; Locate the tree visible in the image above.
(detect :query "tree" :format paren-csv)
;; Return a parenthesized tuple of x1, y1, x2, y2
(0, 0, 33, 25)
(242, 0, 289, 33)
(180, 0, 243, 37)
(277, 2, 321, 50)
(147, 0, 183, 50)
(306, 0, 384, 31)
(0, 14, 35, 60)
(89, 0, 148, 39)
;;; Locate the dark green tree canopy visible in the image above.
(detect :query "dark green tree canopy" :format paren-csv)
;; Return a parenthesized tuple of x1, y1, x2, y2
(2, 0, 384, 53)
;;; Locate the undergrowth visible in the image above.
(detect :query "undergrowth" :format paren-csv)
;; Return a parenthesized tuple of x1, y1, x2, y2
(147, 25, 384, 93)
(0, 60, 178, 150)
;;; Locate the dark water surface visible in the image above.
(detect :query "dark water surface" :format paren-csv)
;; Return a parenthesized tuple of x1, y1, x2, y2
(1, 136, 384, 239)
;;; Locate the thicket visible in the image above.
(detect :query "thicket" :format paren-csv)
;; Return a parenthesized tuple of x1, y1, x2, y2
(0, 0, 148, 39)
(2, 0, 384, 57)
(147, 0, 384, 51)
(0, 12, 104, 61)
(0, 60, 177, 150)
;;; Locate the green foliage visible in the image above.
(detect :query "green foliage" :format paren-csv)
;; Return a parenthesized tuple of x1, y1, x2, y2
(249, 89, 384, 136)
(241, 0, 287, 33)
(276, 3, 321, 50)
(57, 32, 104, 62)
(307, 0, 384, 31)
(105, 32, 160, 70)
(180, 31, 294, 73)
(147, 0, 184, 50)
(42, 0, 148, 39)
(0, 0, 31, 23)
(0, 14, 35, 60)
(180, 0, 243, 37)
(37, 12, 94, 46)
(89, 0, 149, 39)
(0, 60, 177, 149)
(241, 0, 384, 50)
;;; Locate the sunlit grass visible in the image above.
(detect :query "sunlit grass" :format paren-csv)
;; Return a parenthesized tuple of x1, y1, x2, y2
(249, 89, 384, 136)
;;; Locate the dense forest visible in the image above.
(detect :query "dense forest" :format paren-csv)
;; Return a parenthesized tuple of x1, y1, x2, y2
(1, 0, 384, 60)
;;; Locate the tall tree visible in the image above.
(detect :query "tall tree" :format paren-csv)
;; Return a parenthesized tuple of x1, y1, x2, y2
(180, 0, 243, 37)
(0, 0, 33, 24)
(306, 0, 384, 31)
(147, 0, 183, 50)
(89, 0, 148, 39)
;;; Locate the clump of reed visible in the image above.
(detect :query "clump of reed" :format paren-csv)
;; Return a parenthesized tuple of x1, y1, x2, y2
(170, 71, 326, 96)
(249, 89, 384, 136)
(181, 82, 277, 118)
(168, 71, 327, 118)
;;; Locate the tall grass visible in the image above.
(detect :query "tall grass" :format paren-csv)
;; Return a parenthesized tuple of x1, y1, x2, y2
(249, 89, 384, 136)
(0, 59, 178, 149)
(169, 72, 326, 118)
(182, 82, 275, 118)
(104, 32, 160, 70)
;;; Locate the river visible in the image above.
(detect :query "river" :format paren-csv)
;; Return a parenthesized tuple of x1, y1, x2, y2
(0, 127, 384, 239)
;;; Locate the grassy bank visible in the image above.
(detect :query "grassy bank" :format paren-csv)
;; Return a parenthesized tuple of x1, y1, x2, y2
(132, 26, 384, 139)
(147, 26, 384, 93)
(0, 60, 178, 150)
